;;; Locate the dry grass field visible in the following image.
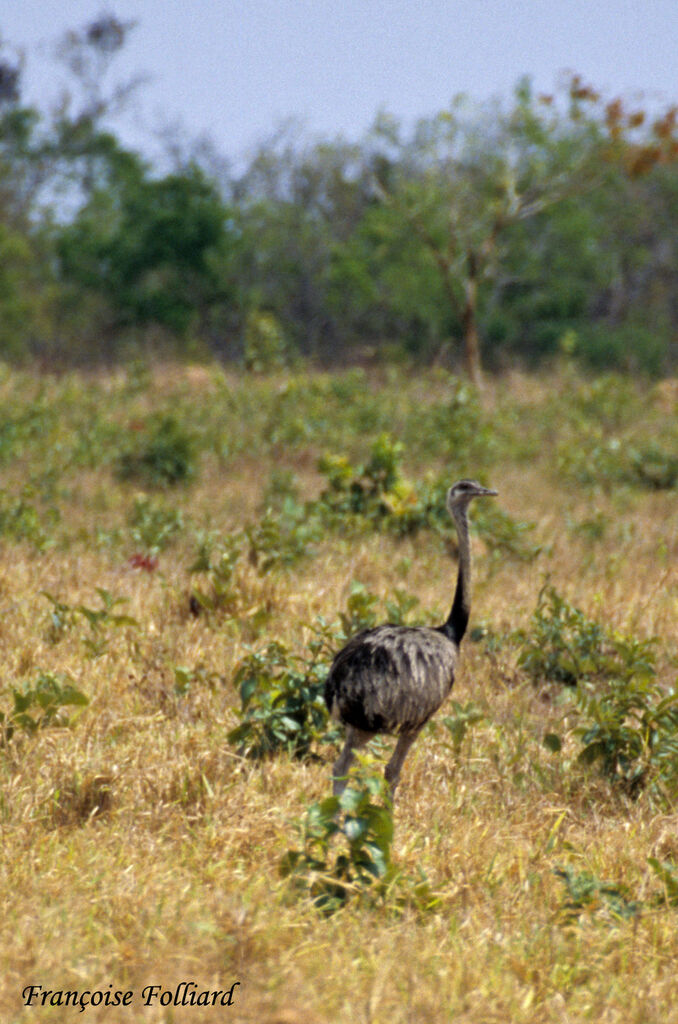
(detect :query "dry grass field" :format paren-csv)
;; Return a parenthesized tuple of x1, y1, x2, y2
(0, 361, 677, 1023)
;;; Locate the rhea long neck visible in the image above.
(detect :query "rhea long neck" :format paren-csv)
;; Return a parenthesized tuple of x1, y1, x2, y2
(441, 503, 472, 646)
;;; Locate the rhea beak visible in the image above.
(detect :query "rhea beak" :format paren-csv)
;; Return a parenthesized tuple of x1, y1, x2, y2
(478, 486, 498, 497)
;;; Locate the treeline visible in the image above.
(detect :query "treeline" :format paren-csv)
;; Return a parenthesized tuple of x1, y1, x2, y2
(2, 15, 678, 377)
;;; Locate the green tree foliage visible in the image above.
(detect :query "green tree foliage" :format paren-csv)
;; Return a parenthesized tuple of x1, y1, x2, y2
(2, 16, 678, 373)
(366, 77, 678, 383)
(57, 150, 230, 334)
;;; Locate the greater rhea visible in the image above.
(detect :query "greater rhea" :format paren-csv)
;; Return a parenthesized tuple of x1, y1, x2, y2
(324, 479, 497, 798)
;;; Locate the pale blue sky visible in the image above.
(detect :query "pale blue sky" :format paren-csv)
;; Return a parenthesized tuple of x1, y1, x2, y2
(3, 1, 678, 163)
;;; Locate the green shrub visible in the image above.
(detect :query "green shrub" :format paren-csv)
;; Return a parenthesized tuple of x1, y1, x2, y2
(127, 493, 184, 554)
(1, 672, 89, 744)
(516, 585, 654, 687)
(440, 700, 485, 756)
(243, 310, 288, 372)
(245, 501, 321, 572)
(554, 866, 641, 923)
(0, 489, 55, 550)
(555, 432, 630, 489)
(628, 443, 678, 490)
(316, 434, 536, 556)
(228, 638, 336, 760)
(281, 762, 438, 915)
(316, 433, 417, 530)
(280, 770, 395, 913)
(117, 415, 196, 487)
(518, 585, 678, 799)
(188, 530, 278, 636)
(574, 675, 678, 797)
(42, 589, 138, 658)
(226, 581, 424, 761)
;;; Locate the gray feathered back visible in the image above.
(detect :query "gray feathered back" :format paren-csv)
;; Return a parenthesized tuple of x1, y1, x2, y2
(325, 624, 457, 734)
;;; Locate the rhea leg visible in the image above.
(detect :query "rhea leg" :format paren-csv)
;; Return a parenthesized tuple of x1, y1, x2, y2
(384, 730, 420, 797)
(332, 726, 373, 795)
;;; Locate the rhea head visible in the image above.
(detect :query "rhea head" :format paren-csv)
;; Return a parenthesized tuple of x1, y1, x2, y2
(446, 479, 498, 518)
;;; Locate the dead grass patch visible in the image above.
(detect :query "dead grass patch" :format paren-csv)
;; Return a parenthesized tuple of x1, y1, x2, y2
(0, 364, 677, 1022)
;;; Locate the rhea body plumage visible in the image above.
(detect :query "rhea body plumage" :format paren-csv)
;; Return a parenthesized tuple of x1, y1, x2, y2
(324, 479, 497, 797)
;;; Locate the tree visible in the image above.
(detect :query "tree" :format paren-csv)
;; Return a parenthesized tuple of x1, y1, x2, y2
(231, 125, 375, 358)
(57, 146, 231, 337)
(369, 77, 678, 385)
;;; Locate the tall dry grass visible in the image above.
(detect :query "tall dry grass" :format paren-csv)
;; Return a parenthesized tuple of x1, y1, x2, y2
(0, 362, 676, 1023)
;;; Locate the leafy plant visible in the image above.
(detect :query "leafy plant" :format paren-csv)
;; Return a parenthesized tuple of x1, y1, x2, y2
(516, 584, 652, 687)
(441, 700, 485, 755)
(519, 585, 678, 798)
(338, 581, 380, 636)
(0, 489, 55, 550)
(648, 858, 678, 907)
(228, 638, 336, 759)
(574, 676, 678, 796)
(554, 866, 641, 923)
(628, 443, 678, 490)
(245, 500, 321, 571)
(117, 415, 196, 487)
(281, 763, 437, 915)
(317, 433, 414, 529)
(188, 532, 245, 616)
(556, 432, 630, 489)
(280, 767, 395, 913)
(557, 432, 678, 493)
(226, 582, 422, 761)
(127, 493, 184, 554)
(472, 500, 541, 562)
(1, 672, 89, 744)
(42, 588, 138, 657)
(172, 663, 223, 697)
(384, 588, 421, 625)
(243, 310, 288, 372)
(316, 436, 537, 557)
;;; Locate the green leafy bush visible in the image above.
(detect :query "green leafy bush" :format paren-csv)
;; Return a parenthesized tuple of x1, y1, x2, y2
(226, 581, 423, 761)
(1, 672, 89, 743)
(245, 500, 321, 571)
(574, 676, 678, 797)
(42, 588, 138, 657)
(188, 532, 270, 629)
(316, 434, 537, 557)
(556, 432, 630, 489)
(228, 637, 337, 759)
(127, 493, 184, 554)
(281, 763, 437, 915)
(338, 581, 380, 635)
(117, 415, 196, 487)
(518, 585, 678, 798)
(554, 866, 641, 923)
(280, 772, 395, 913)
(441, 700, 485, 756)
(628, 443, 678, 490)
(516, 584, 654, 687)
(317, 433, 418, 531)
(0, 490, 55, 550)
(243, 310, 288, 372)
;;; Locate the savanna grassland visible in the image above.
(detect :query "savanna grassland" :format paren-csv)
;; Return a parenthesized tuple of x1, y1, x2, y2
(0, 360, 677, 1024)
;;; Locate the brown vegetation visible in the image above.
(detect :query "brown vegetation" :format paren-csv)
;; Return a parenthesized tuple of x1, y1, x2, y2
(0, 362, 677, 1023)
